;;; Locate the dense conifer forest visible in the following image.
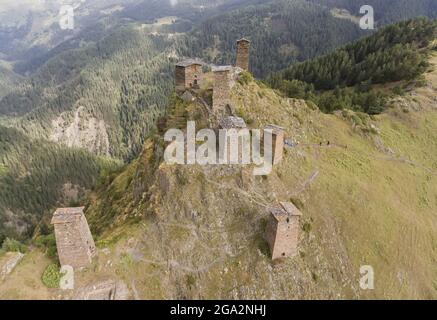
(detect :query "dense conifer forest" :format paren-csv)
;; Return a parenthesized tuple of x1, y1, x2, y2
(267, 18, 437, 114)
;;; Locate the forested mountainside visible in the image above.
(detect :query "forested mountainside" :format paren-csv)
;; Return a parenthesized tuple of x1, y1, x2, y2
(0, 27, 177, 159)
(268, 18, 437, 114)
(0, 125, 120, 243)
(311, 0, 437, 25)
(0, 26, 177, 241)
(187, 0, 365, 78)
(0, 65, 22, 98)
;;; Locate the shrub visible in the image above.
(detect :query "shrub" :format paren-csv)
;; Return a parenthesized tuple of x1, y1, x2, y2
(303, 222, 312, 233)
(414, 75, 428, 87)
(238, 71, 253, 85)
(34, 234, 58, 259)
(392, 86, 405, 96)
(41, 264, 62, 288)
(1, 238, 27, 253)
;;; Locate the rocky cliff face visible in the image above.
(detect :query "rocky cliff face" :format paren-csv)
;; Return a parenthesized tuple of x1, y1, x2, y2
(50, 106, 111, 156)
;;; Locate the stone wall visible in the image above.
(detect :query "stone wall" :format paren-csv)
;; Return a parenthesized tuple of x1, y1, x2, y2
(213, 68, 232, 112)
(175, 66, 187, 90)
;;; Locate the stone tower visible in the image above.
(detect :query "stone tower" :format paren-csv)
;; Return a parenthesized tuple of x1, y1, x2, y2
(236, 38, 250, 71)
(265, 124, 285, 165)
(175, 59, 203, 91)
(265, 202, 302, 260)
(51, 207, 96, 268)
(212, 66, 233, 112)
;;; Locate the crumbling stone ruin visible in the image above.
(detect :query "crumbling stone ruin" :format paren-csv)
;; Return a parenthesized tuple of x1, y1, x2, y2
(51, 207, 96, 268)
(236, 38, 251, 71)
(219, 116, 247, 129)
(265, 124, 285, 164)
(212, 66, 233, 112)
(175, 59, 204, 91)
(265, 202, 302, 260)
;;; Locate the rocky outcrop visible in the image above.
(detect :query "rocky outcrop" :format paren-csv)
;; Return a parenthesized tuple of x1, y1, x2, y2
(74, 280, 130, 300)
(0, 252, 24, 281)
(50, 106, 110, 155)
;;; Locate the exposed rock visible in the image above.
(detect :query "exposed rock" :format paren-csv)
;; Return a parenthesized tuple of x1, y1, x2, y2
(50, 106, 110, 155)
(0, 252, 24, 281)
(180, 91, 196, 103)
(74, 280, 130, 300)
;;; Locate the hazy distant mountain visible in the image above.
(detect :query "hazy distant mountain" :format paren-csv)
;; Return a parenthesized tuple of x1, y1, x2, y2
(0, 0, 141, 64)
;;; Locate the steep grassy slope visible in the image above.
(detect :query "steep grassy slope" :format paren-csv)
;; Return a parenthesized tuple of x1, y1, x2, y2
(3, 53, 436, 300)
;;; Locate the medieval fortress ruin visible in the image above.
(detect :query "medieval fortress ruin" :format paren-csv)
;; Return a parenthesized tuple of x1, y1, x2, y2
(48, 38, 300, 281)
(173, 38, 302, 260)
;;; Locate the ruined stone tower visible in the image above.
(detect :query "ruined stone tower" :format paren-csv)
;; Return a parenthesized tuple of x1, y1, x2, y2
(213, 66, 232, 112)
(175, 59, 203, 91)
(236, 38, 250, 71)
(51, 207, 96, 268)
(265, 202, 302, 260)
(265, 124, 285, 164)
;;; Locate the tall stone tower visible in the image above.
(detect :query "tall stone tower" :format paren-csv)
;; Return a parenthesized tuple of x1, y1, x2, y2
(265, 202, 302, 260)
(175, 59, 203, 91)
(236, 38, 251, 71)
(51, 207, 96, 268)
(265, 124, 285, 165)
(213, 66, 232, 112)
